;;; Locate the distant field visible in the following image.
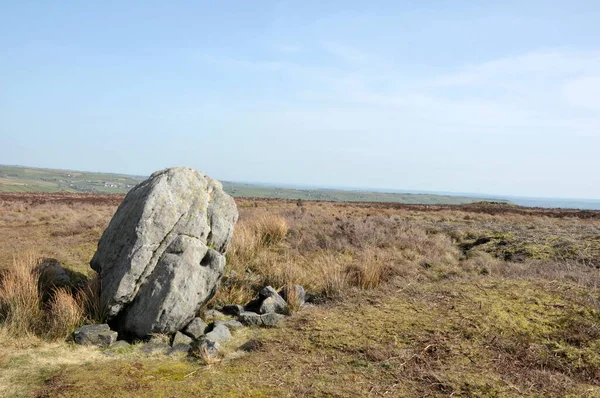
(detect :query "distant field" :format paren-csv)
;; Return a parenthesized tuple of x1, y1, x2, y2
(0, 165, 508, 205)
(0, 165, 144, 194)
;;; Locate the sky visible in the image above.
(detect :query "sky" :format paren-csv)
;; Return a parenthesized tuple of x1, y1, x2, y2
(1, 1, 600, 199)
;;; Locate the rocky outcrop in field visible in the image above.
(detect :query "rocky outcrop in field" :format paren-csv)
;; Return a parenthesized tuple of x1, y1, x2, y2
(90, 167, 238, 337)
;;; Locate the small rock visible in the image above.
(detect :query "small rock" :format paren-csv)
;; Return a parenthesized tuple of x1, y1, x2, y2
(258, 286, 288, 314)
(97, 331, 118, 347)
(172, 331, 193, 346)
(140, 343, 171, 354)
(183, 318, 208, 340)
(204, 309, 226, 321)
(198, 339, 221, 361)
(238, 311, 262, 326)
(221, 304, 244, 316)
(216, 320, 244, 331)
(73, 324, 116, 346)
(259, 296, 288, 315)
(240, 339, 264, 352)
(260, 313, 284, 327)
(305, 292, 327, 305)
(238, 311, 284, 327)
(148, 334, 170, 344)
(38, 259, 71, 286)
(168, 343, 192, 356)
(205, 324, 232, 343)
(111, 341, 131, 350)
(279, 285, 306, 307)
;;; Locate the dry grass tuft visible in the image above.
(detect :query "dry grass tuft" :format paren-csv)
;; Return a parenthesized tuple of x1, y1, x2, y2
(349, 250, 393, 289)
(0, 254, 44, 335)
(255, 213, 288, 246)
(0, 254, 91, 339)
(317, 253, 350, 298)
(76, 272, 107, 323)
(283, 284, 304, 313)
(226, 221, 260, 267)
(46, 287, 84, 339)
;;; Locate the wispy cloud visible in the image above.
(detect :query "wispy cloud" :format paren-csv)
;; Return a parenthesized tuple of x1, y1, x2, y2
(199, 44, 600, 138)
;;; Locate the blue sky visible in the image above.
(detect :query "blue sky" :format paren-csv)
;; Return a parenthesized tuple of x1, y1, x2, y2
(1, 1, 600, 199)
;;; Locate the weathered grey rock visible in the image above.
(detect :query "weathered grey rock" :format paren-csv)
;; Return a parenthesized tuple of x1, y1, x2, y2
(172, 331, 193, 346)
(237, 311, 284, 327)
(204, 309, 227, 321)
(38, 259, 71, 286)
(215, 320, 244, 331)
(140, 343, 171, 354)
(90, 167, 238, 338)
(168, 343, 192, 356)
(111, 340, 131, 350)
(258, 286, 288, 315)
(221, 304, 244, 316)
(205, 323, 232, 343)
(260, 313, 285, 327)
(279, 285, 306, 307)
(198, 339, 221, 361)
(73, 324, 117, 346)
(238, 311, 262, 326)
(183, 318, 208, 340)
(97, 331, 118, 347)
(148, 334, 170, 344)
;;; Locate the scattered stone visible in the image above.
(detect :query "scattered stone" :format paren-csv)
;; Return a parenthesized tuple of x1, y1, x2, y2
(140, 343, 171, 355)
(238, 311, 284, 327)
(148, 334, 170, 344)
(168, 343, 192, 356)
(90, 167, 238, 338)
(258, 286, 288, 315)
(205, 323, 232, 343)
(240, 339, 264, 352)
(38, 259, 71, 286)
(279, 285, 306, 307)
(305, 292, 327, 305)
(172, 331, 193, 346)
(183, 318, 208, 340)
(198, 339, 221, 361)
(204, 309, 227, 321)
(97, 331, 118, 347)
(238, 311, 262, 326)
(216, 320, 244, 331)
(111, 341, 131, 350)
(73, 324, 117, 347)
(221, 304, 244, 316)
(260, 313, 285, 327)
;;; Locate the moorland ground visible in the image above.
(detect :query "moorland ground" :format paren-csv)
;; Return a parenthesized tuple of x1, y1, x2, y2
(1, 192, 600, 397)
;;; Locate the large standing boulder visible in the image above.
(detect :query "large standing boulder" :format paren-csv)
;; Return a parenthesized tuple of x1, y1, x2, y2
(90, 167, 238, 337)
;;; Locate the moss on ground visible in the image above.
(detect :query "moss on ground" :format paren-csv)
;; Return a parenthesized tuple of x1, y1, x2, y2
(33, 277, 600, 397)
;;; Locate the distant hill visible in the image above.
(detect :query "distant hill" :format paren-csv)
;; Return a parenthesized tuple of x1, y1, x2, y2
(0, 165, 509, 205)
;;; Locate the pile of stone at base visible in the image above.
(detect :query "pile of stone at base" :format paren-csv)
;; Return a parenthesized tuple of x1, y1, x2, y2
(72, 284, 307, 360)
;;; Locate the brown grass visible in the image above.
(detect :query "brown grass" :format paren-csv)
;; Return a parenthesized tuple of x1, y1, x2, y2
(46, 288, 83, 339)
(283, 284, 303, 313)
(0, 254, 86, 339)
(76, 273, 107, 323)
(3, 194, 600, 396)
(0, 255, 44, 335)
